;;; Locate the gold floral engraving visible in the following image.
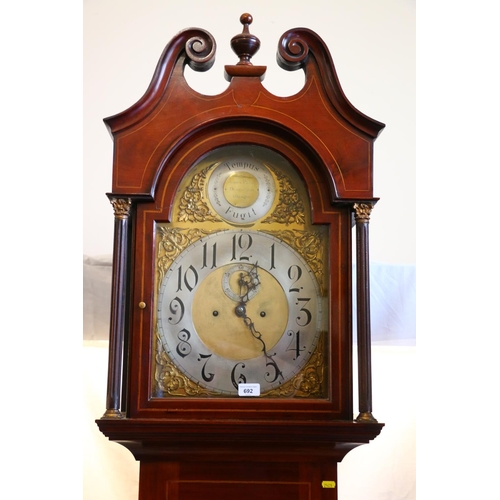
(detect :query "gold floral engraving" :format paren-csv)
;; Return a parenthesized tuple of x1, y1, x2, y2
(178, 163, 222, 223)
(262, 229, 325, 286)
(263, 334, 325, 398)
(154, 329, 325, 398)
(262, 168, 305, 225)
(353, 202, 373, 222)
(109, 197, 132, 219)
(154, 337, 219, 397)
(156, 226, 212, 289)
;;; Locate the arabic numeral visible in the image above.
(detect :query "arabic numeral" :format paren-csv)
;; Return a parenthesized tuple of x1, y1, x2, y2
(269, 244, 276, 270)
(230, 362, 246, 389)
(296, 297, 312, 327)
(202, 242, 217, 269)
(231, 233, 253, 261)
(176, 328, 192, 358)
(288, 264, 303, 293)
(168, 297, 185, 325)
(198, 353, 215, 382)
(286, 330, 306, 360)
(265, 358, 282, 383)
(176, 265, 199, 292)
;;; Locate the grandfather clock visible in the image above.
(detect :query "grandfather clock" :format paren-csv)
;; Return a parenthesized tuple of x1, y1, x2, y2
(97, 14, 385, 500)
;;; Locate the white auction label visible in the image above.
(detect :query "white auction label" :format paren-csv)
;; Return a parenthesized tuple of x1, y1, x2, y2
(238, 383, 260, 396)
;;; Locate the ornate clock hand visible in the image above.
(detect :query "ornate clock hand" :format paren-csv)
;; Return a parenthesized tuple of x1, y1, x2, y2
(234, 277, 284, 384)
(236, 262, 260, 304)
(222, 263, 260, 304)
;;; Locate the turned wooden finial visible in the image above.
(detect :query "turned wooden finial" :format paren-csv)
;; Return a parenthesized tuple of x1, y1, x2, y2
(230, 13, 261, 65)
(224, 13, 266, 81)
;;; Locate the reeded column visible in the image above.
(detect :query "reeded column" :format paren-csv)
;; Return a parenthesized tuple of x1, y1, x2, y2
(101, 197, 132, 419)
(353, 203, 378, 423)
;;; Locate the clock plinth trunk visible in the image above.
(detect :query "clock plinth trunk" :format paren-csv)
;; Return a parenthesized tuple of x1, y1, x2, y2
(97, 418, 383, 500)
(138, 461, 337, 500)
(97, 13, 386, 500)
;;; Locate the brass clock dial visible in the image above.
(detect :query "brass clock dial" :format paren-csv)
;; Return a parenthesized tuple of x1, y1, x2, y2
(156, 229, 323, 395)
(153, 144, 329, 399)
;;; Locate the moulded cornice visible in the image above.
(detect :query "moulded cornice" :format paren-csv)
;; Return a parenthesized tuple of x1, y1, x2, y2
(104, 20, 384, 202)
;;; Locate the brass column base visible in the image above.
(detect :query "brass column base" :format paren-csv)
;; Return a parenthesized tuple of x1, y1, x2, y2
(355, 411, 378, 423)
(101, 408, 125, 419)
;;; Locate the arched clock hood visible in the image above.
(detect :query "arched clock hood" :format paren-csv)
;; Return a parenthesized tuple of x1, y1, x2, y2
(103, 14, 385, 203)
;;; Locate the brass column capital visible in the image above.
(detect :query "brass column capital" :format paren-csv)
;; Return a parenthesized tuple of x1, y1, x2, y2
(353, 202, 373, 223)
(109, 197, 132, 219)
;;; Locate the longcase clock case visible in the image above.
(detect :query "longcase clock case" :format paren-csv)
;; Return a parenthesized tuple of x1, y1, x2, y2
(97, 14, 385, 500)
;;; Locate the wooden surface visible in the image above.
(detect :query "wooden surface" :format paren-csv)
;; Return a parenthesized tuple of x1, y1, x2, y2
(138, 461, 337, 500)
(104, 26, 384, 200)
(97, 418, 383, 500)
(97, 418, 384, 462)
(97, 14, 385, 499)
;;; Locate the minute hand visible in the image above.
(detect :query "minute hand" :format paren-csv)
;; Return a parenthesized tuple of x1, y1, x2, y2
(234, 264, 284, 384)
(238, 309, 284, 385)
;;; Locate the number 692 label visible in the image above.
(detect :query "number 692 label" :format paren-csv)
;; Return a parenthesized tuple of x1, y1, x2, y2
(238, 383, 260, 397)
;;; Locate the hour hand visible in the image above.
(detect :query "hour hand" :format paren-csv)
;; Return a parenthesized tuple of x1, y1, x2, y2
(222, 263, 260, 304)
(237, 263, 260, 304)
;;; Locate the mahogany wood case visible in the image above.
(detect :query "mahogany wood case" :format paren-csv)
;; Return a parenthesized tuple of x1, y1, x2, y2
(97, 14, 385, 500)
